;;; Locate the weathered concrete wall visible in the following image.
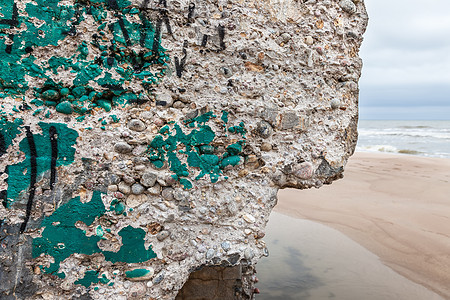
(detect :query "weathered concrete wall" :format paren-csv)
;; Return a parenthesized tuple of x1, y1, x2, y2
(0, 0, 367, 299)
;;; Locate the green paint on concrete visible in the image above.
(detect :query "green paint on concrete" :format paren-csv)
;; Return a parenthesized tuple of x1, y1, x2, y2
(0, 0, 169, 115)
(103, 226, 156, 263)
(55, 101, 73, 114)
(147, 112, 246, 189)
(228, 122, 247, 137)
(75, 270, 111, 287)
(32, 191, 107, 277)
(75, 270, 101, 288)
(5, 122, 78, 207)
(221, 110, 229, 124)
(125, 268, 151, 279)
(0, 118, 21, 153)
(33, 191, 156, 279)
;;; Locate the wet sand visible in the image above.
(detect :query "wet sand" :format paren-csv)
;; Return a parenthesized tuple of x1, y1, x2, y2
(275, 152, 450, 299)
(257, 212, 443, 300)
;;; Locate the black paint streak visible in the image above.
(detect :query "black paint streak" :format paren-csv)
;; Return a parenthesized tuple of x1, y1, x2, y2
(101, 83, 124, 91)
(118, 17, 132, 46)
(0, 3, 19, 26)
(19, 127, 38, 234)
(0, 132, 6, 157)
(1, 133, 9, 208)
(1, 166, 8, 209)
(218, 25, 226, 50)
(49, 126, 58, 190)
(187, 3, 195, 24)
(152, 18, 163, 55)
(174, 40, 188, 78)
(107, 0, 119, 10)
(139, 12, 150, 47)
(1, 3, 18, 53)
(201, 34, 208, 47)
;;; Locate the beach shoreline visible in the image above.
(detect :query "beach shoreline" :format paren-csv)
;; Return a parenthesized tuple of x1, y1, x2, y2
(274, 151, 450, 299)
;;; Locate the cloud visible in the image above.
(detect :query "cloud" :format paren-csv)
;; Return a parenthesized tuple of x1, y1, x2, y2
(358, 0, 450, 119)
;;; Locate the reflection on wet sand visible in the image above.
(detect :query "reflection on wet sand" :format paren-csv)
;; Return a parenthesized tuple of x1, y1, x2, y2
(256, 212, 442, 300)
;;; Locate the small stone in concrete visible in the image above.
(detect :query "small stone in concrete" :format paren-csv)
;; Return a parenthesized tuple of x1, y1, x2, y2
(122, 175, 135, 185)
(141, 172, 157, 187)
(153, 273, 164, 284)
(281, 112, 299, 129)
(131, 183, 145, 195)
(162, 188, 174, 201)
(128, 119, 146, 132)
(221, 241, 231, 252)
(244, 248, 254, 260)
(125, 267, 154, 281)
(339, 0, 356, 14)
(147, 184, 161, 195)
(118, 182, 131, 194)
(294, 162, 314, 179)
(206, 249, 215, 259)
(157, 230, 170, 241)
(305, 36, 314, 45)
(260, 143, 272, 152)
(243, 214, 256, 223)
(114, 142, 132, 154)
(331, 99, 341, 109)
(256, 121, 273, 139)
(156, 92, 173, 107)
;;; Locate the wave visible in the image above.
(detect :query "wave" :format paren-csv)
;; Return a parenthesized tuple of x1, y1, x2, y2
(358, 130, 450, 140)
(356, 145, 424, 156)
(397, 125, 433, 129)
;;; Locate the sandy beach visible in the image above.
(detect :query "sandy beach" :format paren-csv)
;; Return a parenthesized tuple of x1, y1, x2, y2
(275, 152, 450, 299)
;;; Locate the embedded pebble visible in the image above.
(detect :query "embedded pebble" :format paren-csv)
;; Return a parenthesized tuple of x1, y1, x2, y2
(126, 194, 147, 208)
(118, 182, 131, 194)
(125, 267, 154, 281)
(162, 188, 174, 200)
(131, 183, 145, 195)
(294, 162, 314, 179)
(256, 121, 273, 138)
(128, 119, 146, 132)
(339, 0, 356, 14)
(243, 214, 256, 223)
(123, 175, 135, 185)
(114, 142, 132, 154)
(152, 273, 164, 284)
(206, 249, 215, 259)
(244, 248, 254, 260)
(331, 99, 341, 109)
(108, 185, 118, 192)
(260, 143, 272, 152)
(221, 241, 231, 252)
(157, 230, 170, 241)
(147, 184, 161, 196)
(141, 172, 157, 187)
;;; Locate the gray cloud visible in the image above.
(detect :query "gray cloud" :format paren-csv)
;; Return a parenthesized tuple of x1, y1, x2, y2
(358, 0, 450, 119)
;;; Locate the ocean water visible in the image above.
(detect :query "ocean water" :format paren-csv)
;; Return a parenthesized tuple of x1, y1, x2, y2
(357, 120, 450, 158)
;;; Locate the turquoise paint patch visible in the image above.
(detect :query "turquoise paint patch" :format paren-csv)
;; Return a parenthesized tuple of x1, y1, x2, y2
(228, 122, 247, 137)
(147, 112, 247, 189)
(0, 0, 169, 115)
(125, 268, 151, 279)
(4, 122, 78, 207)
(75, 270, 111, 287)
(103, 226, 156, 263)
(33, 191, 156, 279)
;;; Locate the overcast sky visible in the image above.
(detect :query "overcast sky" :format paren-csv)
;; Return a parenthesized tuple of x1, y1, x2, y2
(358, 0, 450, 120)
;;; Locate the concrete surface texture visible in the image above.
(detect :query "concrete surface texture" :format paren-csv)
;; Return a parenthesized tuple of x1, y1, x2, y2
(0, 0, 367, 298)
